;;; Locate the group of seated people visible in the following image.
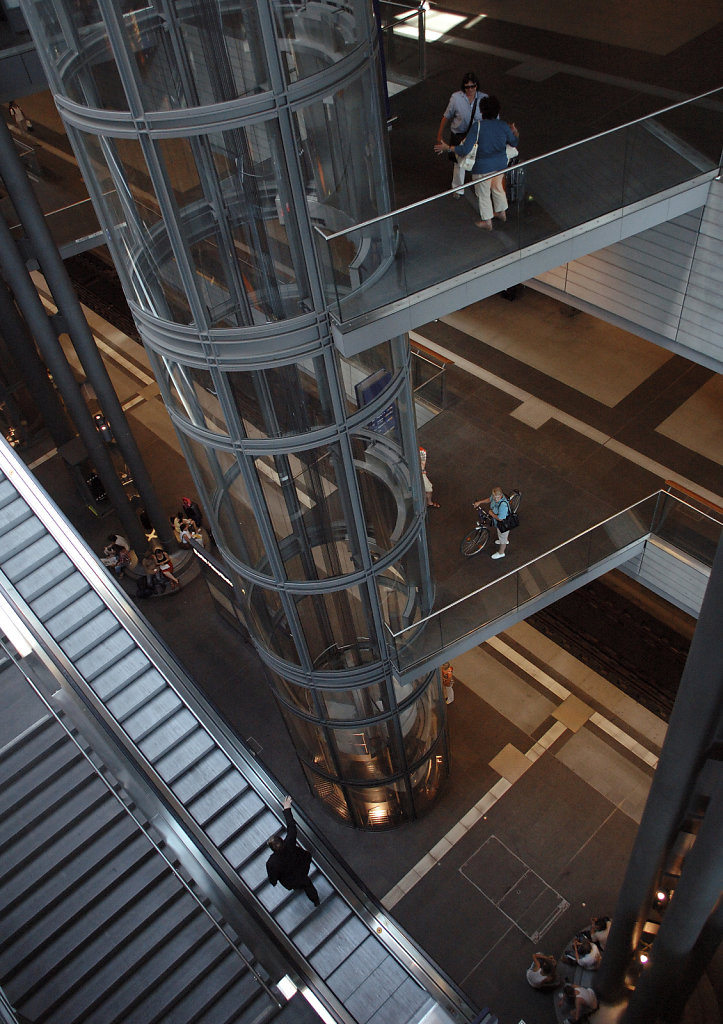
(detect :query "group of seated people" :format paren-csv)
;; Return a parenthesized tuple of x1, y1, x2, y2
(171, 512, 204, 547)
(525, 915, 611, 1022)
(141, 546, 180, 592)
(101, 533, 133, 578)
(564, 915, 611, 969)
(173, 497, 206, 547)
(101, 496, 206, 593)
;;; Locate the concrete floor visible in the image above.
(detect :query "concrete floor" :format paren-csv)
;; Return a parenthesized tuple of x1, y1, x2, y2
(17, 274, 721, 1022)
(4, 3, 723, 1022)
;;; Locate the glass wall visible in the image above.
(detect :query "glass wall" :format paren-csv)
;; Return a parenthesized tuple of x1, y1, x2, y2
(22, 0, 448, 826)
(268, 664, 449, 828)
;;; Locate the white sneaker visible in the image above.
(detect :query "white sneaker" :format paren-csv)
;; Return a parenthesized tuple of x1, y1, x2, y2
(491, 551, 505, 559)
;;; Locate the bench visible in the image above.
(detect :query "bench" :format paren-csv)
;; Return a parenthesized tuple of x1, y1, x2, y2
(554, 936, 600, 1022)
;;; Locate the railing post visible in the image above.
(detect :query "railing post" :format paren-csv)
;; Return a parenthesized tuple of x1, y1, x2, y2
(417, 5, 426, 80)
(649, 486, 668, 535)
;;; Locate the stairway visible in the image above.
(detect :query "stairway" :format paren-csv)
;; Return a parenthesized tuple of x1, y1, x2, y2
(0, 447, 466, 1024)
(0, 714, 284, 1024)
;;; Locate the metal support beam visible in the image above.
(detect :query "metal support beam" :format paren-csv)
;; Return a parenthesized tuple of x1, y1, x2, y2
(597, 532, 723, 1004)
(0, 214, 147, 553)
(0, 276, 74, 446)
(0, 118, 170, 548)
(621, 772, 723, 1023)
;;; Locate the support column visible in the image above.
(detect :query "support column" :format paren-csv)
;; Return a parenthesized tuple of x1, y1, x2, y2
(0, 118, 170, 547)
(621, 774, 723, 1023)
(0, 214, 148, 553)
(598, 533, 723, 1002)
(0, 278, 74, 445)
(668, 895, 723, 1022)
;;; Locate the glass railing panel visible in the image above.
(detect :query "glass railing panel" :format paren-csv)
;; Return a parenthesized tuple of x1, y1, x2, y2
(414, 367, 444, 413)
(389, 610, 442, 675)
(8, 195, 102, 249)
(43, 198, 102, 249)
(413, 361, 445, 414)
(391, 494, 664, 673)
(327, 221, 408, 324)
(588, 495, 659, 562)
(317, 87, 722, 326)
(379, 3, 426, 85)
(517, 132, 626, 249)
(389, 491, 720, 675)
(651, 493, 722, 566)
(622, 114, 720, 209)
(516, 534, 592, 605)
(440, 571, 519, 647)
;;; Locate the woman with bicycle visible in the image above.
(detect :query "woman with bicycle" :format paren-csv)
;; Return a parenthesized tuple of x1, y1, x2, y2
(474, 486, 511, 559)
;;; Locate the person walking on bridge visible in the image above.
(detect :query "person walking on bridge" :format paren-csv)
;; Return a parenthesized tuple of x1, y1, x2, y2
(436, 72, 486, 194)
(436, 95, 518, 230)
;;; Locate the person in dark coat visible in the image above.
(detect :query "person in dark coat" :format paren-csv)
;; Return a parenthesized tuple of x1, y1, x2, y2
(266, 796, 320, 906)
(181, 496, 203, 527)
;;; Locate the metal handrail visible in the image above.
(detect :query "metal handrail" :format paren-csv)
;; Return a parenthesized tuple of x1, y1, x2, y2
(665, 479, 723, 518)
(0, 438, 476, 1023)
(315, 84, 723, 241)
(0, 989, 20, 1024)
(390, 488, 720, 642)
(0, 640, 284, 1010)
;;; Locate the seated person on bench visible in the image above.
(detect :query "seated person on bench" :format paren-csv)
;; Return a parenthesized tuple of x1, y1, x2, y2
(565, 935, 602, 970)
(559, 983, 598, 1022)
(526, 952, 558, 988)
(589, 916, 611, 951)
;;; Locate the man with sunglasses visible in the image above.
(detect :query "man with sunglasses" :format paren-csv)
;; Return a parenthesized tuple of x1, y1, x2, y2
(436, 72, 487, 195)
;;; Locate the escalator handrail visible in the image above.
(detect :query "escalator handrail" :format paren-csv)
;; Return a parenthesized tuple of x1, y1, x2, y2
(0, 439, 477, 1023)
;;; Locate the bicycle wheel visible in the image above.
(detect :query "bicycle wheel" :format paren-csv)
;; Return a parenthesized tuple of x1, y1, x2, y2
(460, 526, 490, 557)
(508, 490, 522, 514)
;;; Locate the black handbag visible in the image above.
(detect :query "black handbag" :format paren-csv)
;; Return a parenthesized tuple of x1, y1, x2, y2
(500, 511, 520, 531)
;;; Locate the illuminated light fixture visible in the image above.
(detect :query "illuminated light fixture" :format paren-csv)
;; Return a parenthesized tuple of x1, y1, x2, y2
(639, 952, 650, 965)
(368, 803, 390, 825)
(653, 888, 670, 910)
(393, 11, 466, 43)
(0, 601, 34, 658)
(276, 976, 297, 1000)
(192, 548, 233, 585)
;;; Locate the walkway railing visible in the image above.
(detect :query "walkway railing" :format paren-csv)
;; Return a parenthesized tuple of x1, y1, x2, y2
(386, 488, 722, 675)
(379, 1, 428, 84)
(315, 87, 723, 326)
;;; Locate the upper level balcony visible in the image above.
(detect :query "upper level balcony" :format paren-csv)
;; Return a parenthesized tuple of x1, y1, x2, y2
(316, 88, 722, 356)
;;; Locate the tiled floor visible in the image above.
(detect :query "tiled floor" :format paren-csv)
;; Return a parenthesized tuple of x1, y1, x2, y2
(17, 277, 718, 1021)
(7, 5, 723, 1020)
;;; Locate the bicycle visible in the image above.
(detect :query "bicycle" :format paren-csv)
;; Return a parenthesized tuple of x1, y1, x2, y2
(460, 490, 521, 557)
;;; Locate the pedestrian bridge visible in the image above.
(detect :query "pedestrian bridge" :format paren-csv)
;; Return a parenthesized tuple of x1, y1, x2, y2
(386, 485, 722, 682)
(318, 88, 722, 357)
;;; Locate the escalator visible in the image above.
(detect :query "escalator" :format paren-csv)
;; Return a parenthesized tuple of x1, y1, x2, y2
(0, 436, 479, 1024)
(0, 713, 292, 1024)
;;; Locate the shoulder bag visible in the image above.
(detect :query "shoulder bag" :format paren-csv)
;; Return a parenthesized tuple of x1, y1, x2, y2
(455, 95, 480, 171)
(457, 121, 481, 172)
(499, 498, 519, 532)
